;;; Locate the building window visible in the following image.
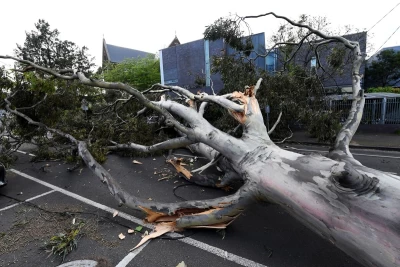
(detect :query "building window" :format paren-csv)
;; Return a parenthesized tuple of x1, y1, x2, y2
(165, 79, 178, 85)
(266, 51, 276, 73)
(310, 56, 317, 74)
(310, 57, 317, 68)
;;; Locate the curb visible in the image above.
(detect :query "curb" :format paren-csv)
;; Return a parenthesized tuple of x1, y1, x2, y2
(283, 140, 400, 152)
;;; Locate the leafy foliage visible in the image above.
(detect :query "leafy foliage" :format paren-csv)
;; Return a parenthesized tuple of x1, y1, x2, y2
(365, 49, 400, 88)
(204, 15, 344, 142)
(2, 20, 169, 165)
(204, 17, 253, 56)
(15, 19, 94, 74)
(103, 56, 160, 90)
(306, 110, 342, 142)
(43, 221, 84, 262)
(327, 47, 346, 69)
(367, 86, 400, 93)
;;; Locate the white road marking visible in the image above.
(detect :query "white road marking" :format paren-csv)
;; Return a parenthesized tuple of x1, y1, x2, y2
(0, 190, 56, 212)
(10, 169, 269, 267)
(9, 169, 152, 227)
(286, 146, 400, 159)
(115, 241, 149, 267)
(169, 232, 268, 267)
(15, 150, 36, 157)
(56, 260, 98, 267)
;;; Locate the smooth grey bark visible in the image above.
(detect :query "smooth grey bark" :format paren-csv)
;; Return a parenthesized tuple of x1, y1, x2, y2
(108, 137, 195, 152)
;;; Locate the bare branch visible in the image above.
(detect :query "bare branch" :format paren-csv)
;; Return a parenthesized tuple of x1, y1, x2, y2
(196, 93, 244, 112)
(281, 32, 314, 70)
(0, 55, 77, 80)
(237, 13, 365, 159)
(274, 126, 293, 144)
(156, 84, 244, 112)
(134, 107, 147, 118)
(93, 96, 132, 115)
(253, 78, 262, 96)
(4, 97, 78, 143)
(268, 111, 282, 135)
(16, 94, 48, 111)
(243, 13, 357, 49)
(192, 153, 222, 174)
(198, 102, 209, 117)
(108, 137, 194, 153)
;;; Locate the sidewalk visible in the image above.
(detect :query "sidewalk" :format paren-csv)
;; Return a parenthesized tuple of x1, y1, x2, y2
(285, 130, 400, 151)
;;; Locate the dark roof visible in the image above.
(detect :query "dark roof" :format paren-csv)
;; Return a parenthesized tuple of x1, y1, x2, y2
(367, 45, 400, 63)
(168, 36, 181, 47)
(103, 39, 154, 63)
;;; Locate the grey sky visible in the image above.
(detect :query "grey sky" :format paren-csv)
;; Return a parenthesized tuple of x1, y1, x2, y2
(1, 0, 399, 68)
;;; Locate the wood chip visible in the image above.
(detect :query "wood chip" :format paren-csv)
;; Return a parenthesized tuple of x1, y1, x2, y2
(133, 160, 143, 164)
(128, 229, 135, 234)
(131, 223, 176, 250)
(119, 233, 125, 240)
(113, 211, 119, 217)
(167, 159, 193, 179)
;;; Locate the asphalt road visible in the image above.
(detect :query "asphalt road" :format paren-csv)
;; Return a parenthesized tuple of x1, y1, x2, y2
(1, 144, 399, 267)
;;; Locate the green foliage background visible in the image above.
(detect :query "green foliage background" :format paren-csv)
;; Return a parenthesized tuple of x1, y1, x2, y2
(365, 49, 400, 88)
(1, 20, 165, 166)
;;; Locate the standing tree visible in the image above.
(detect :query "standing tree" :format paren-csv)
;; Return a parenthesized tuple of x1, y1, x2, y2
(365, 49, 400, 88)
(0, 20, 165, 164)
(1, 13, 399, 267)
(0, 20, 99, 164)
(103, 56, 160, 90)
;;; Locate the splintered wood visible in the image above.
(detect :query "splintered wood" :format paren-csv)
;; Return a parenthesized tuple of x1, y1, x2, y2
(167, 158, 193, 179)
(130, 222, 177, 250)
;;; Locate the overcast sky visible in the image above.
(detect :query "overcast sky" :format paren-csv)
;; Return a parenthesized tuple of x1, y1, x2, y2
(1, 0, 399, 68)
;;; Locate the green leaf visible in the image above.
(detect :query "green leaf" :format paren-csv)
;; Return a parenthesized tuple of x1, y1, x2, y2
(135, 226, 143, 232)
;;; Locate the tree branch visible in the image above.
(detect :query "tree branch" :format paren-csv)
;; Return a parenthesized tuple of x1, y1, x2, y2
(156, 84, 244, 112)
(268, 111, 282, 135)
(243, 13, 357, 49)
(108, 137, 194, 152)
(330, 46, 365, 159)
(16, 94, 48, 111)
(253, 78, 262, 96)
(0, 55, 77, 80)
(238, 13, 365, 160)
(0, 56, 193, 136)
(5, 94, 255, 215)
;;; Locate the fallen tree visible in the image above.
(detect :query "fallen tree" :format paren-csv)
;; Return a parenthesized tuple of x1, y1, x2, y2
(1, 13, 399, 267)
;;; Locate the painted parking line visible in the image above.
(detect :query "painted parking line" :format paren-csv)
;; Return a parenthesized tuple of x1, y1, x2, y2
(0, 189, 56, 212)
(15, 150, 36, 157)
(115, 241, 149, 267)
(9, 169, 152, 227)
(10, 169, 268, 267)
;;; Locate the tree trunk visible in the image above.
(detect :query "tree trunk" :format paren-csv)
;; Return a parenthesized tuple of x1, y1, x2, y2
(234, 145, 400, 267)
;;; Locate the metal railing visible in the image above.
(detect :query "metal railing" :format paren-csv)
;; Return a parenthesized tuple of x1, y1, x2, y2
(329, 97, 400, 124)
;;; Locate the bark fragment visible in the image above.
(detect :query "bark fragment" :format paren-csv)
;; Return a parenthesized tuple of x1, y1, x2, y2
(167, 158, 193, 179)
